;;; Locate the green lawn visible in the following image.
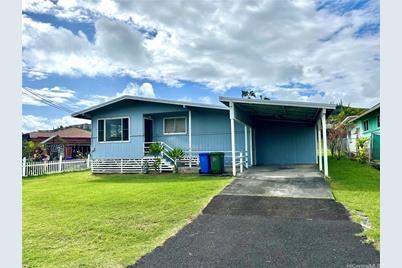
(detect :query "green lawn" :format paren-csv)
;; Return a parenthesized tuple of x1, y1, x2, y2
(328, 157, 380, 250)
(23, 171, 232, 268)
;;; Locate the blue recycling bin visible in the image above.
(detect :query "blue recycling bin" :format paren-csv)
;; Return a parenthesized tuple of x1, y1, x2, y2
(199, 153, 210, 174)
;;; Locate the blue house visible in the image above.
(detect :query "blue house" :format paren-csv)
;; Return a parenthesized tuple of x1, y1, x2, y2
(72, 96, 335, 176)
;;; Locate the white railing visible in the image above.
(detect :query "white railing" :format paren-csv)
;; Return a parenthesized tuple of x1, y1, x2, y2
(22, 155, 91, 177)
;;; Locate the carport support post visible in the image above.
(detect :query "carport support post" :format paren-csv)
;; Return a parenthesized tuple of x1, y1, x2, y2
(229, 102, 236, 176)
(314, 123, 318, 164)
(244, 125, 248, 168)
(249, 127, 253, 166)
(318, 120, 323, 171)
(321, 109, 329, 176)
(188, 109, 192, 168)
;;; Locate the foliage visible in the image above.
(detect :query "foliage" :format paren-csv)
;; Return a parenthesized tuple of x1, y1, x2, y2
(166, 148, 185, 173)
(23, 171, 233, 267)
(329, 157, 380, 250)
(328, 102, 367, 124)
(356, 137, 369, 163)
(241, 90, 256, 99)
(22, 141, 48, 160)
(151, 158, 162, 173)
(327, 125, 347, 159)
(148, 143, 164, 156)
(148, 143, 165, 172)
(142, 160, 149, 174)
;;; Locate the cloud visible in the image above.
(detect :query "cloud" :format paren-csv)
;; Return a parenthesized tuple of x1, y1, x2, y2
(117, 82, 155, 98)
(22, 114, 89, 133)
(198, 96, 212, 104)
(22, 0, 379, 107)
(22, 86, 75, 106)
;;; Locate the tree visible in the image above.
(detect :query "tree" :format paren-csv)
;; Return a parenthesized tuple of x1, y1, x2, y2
(166, 148, 185, 173)
(241, 90, 256, 99)
(22, 141, 47, 160)
(327, 125, 347, 160)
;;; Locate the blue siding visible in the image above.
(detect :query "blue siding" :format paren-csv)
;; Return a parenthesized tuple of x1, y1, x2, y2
(255, 121, 316, 165)
(90, 102, 246, 159)
(91, 101, 186, 158)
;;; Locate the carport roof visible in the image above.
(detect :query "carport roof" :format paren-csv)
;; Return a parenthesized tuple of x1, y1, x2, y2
(219, 97, 336, 123)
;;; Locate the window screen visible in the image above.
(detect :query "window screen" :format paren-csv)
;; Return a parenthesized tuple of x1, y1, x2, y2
(164, 117, 186, 134)
(363, 120, 369, 131)
(98, 118, 129, 142)
(98, 120, 104, 142)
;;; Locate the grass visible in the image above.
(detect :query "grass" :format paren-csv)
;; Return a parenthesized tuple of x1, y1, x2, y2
(328, 157, 380, 250)
(23, 171, 232, 268)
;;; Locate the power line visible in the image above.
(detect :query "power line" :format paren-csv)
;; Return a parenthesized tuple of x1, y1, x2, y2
(22, 88, 75, 113)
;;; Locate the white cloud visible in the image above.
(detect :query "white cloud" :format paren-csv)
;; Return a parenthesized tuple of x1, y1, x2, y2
(22, 114, 89, 133)
(198, 96, 212, 104)
(22, 86, 75, 106)
(117, 82, 155, 98)
(22, 0, 379, 107)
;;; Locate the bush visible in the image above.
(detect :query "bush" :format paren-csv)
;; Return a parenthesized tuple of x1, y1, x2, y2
(167, 148, 185, 173)
(356, 137, 369, 163)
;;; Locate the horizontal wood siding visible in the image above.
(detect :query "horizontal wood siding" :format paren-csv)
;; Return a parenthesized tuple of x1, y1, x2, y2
(91, 101, 186, 158)
(255, 121, 315, 165)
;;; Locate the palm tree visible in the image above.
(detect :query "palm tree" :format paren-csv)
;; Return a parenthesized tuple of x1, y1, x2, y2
(241, 90, 256, 99)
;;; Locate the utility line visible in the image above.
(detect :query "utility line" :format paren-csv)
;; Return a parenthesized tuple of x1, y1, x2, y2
(22, 88, 75, 113)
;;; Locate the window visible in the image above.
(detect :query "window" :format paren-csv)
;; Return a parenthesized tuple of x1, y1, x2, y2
(363, 120, 369, 131)
(163, 117, 187, 135)
(97, 117, 129, 142)
(377, 115, 380, 128)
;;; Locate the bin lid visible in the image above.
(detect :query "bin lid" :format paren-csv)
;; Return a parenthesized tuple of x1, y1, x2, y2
(209, 152, 224, 156)
(199, 152, 209, 156)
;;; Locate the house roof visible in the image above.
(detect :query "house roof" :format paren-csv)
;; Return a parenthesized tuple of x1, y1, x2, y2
(219, 97, 336, 123)
(72, 95, 228, 119)
(350, 103, 380, 122)
(29, 127, 91, 139)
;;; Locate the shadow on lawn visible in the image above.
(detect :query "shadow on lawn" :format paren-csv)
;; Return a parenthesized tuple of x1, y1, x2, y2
(89, 173, 231, 184)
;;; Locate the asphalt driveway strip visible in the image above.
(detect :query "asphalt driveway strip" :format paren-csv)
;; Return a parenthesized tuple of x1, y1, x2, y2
(131, 195, 380, 268)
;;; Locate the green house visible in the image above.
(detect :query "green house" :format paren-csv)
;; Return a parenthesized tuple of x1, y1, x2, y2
(347, 103, 380, 161)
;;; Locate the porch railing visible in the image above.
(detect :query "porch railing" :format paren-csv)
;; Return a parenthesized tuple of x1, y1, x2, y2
(143, 141, 249, 173)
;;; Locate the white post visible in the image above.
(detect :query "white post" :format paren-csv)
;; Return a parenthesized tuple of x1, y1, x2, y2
(322, 109, 329, 176)
(87, 154, 91, 169)
(230, 102, 236, 176)
(314, 123, 318, 164)
(22, 157, 26, 177)
(249, 127, 253, 166)
(120, 158, 123, 174)
(188, 109, 192, 168)
(318, 121, 323, 171)
(58, 156, 63, 173)
(240, 151, 243, 173)
(244, 125, 248, 168)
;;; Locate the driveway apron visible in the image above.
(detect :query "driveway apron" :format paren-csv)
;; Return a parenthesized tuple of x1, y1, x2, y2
(132, 165, 379, 268)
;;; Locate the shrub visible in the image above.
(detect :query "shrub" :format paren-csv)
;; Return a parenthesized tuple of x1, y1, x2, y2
(167, 148, 185, 173)
(356, 137, 369, 163)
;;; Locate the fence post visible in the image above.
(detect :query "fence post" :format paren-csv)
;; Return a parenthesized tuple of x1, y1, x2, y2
(120, 159, 123, 174)
(87, 154, 91, 169)
(240, 152, 243, 173)
(58, 156, 63, 173)
(22, 157, 26, 177)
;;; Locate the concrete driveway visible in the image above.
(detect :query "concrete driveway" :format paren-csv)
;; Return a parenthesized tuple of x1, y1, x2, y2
(132, 165, 379, 267)
(222, 165, 334, 199)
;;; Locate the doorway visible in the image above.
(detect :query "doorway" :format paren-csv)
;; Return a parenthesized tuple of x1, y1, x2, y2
(144, 118, 153, 152)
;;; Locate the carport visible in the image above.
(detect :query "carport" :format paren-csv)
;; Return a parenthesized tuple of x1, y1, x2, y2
(219, 97, 336, 177)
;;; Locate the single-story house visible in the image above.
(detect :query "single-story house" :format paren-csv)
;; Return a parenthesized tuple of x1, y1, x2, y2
(23, 127, 91, 160)
(347, 103, 380, 160)
(72, 96, 335, 176)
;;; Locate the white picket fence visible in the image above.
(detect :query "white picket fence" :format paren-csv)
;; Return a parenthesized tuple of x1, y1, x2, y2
(22, 155, 91, 177)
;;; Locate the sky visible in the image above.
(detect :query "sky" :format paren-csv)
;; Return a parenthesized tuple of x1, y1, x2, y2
(22, 0, 380, 133)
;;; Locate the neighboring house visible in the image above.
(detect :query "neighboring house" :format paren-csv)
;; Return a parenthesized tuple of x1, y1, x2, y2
(347, 103, 380, 161)
(72, 96, 335, 175)
(24, 127, 91, 160)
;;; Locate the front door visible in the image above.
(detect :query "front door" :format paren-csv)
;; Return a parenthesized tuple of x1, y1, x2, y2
(144, 119, 153, 152)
